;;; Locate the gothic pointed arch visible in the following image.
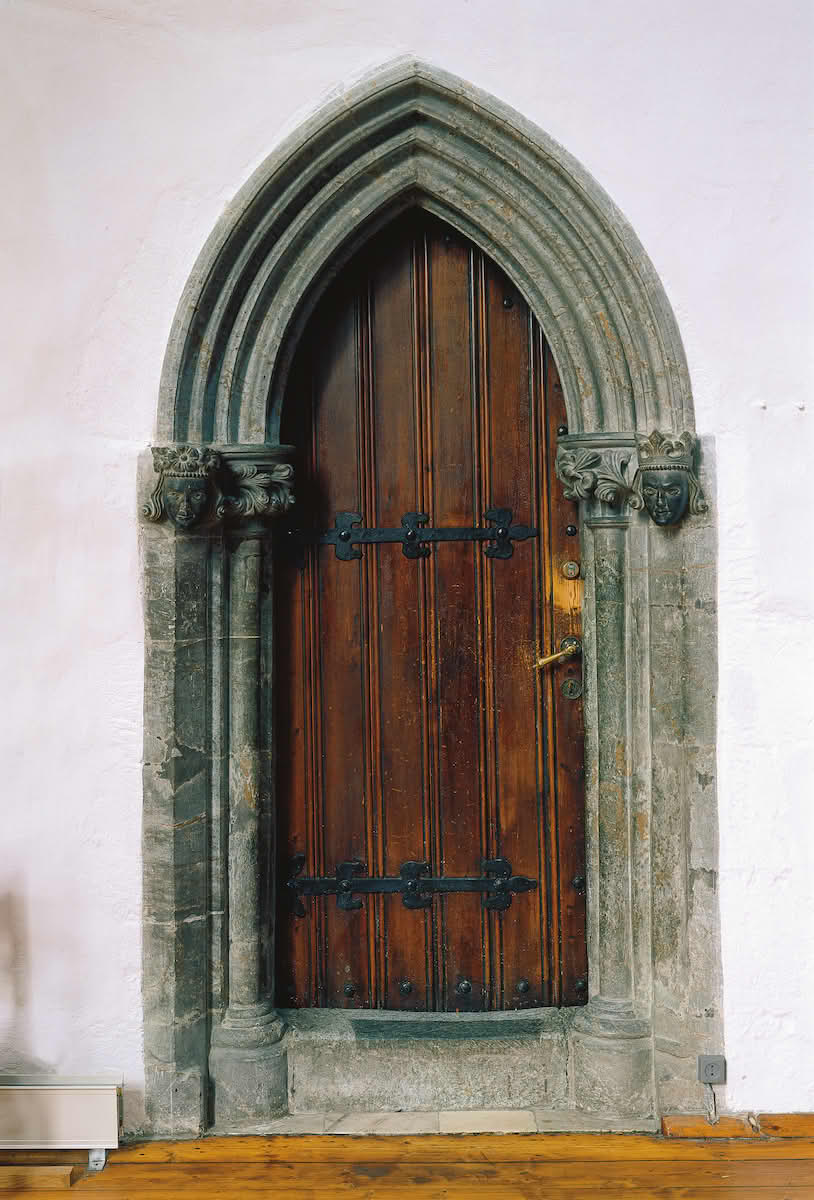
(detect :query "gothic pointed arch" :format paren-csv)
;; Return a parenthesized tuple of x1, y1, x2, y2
(158, 58, 695, 445)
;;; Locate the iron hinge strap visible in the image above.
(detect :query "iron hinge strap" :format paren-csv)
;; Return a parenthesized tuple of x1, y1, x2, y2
(283, 508, 535, 561)
(287, 855, 537, 915)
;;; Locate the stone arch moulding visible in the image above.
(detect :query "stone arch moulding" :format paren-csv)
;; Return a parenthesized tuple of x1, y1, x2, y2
(141, 58, 720, 1135)
(159, 60, 693, 444)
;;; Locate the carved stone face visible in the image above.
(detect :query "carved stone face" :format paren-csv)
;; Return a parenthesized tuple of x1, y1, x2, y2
(162, 476, 210, 529)
(640, 469, 689, 526)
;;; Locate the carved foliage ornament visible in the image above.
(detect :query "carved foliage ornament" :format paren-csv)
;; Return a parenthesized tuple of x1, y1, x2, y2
(215, 462, 295, 521)
(556, 431, 707, 525)
(556, 448, 636, 508)
(556, 448, 601, 501)
(144, 445, 294, 530)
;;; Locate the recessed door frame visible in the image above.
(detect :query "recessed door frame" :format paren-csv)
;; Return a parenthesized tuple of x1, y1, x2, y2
(140, 59, 720, 1133)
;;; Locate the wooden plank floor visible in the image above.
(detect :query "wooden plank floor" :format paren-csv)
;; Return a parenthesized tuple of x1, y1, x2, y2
(5, 1134, 814, 1198)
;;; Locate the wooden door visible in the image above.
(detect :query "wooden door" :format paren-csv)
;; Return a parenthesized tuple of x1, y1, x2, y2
(274, 213, 586, 1012)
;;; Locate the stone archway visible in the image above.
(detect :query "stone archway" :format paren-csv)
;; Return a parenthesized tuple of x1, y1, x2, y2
(141, 58, 720, 1134)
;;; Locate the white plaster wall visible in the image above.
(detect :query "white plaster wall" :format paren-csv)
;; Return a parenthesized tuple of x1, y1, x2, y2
(0, 0, 812, 1127)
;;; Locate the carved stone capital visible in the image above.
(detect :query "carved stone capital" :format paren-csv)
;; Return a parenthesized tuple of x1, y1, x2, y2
(556, 434, 638, 510)
(556, 431, 706, 525)
(216, 446, 295, 521)
(144, 444, 295, 530)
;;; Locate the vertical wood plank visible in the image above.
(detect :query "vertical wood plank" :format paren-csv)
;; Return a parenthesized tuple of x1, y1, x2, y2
(426, 225, 487, 1011)
(481, 259, 545, 1009)
(414, 230, 442, 1011)
(274, 352, 313, 1006)
(544, 341, 588, 1004)
(368, 225, 430, 1009)
(358, 277, 382, 1007)
(531, 328, 557, 1007)
(312, 282, 371, 1008)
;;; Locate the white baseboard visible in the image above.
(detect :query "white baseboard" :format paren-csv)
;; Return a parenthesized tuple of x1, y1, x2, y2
(0, 1076, 121, 1149)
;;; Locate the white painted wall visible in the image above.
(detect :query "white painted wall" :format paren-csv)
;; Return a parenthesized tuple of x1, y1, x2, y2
(1, 0, 812, 1129)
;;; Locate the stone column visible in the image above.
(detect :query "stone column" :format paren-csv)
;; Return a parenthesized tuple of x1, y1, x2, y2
(141, 444, 228, 1135)
(556, 435, 653, 1117)
(209, 447, 294, 1127)
(142, 443, 294, 1131)
(569, 500, 652, 1116)
(141, 514, 213, 1136)
(591, 515, 636, 1003)
(209, 528, 287, 1124)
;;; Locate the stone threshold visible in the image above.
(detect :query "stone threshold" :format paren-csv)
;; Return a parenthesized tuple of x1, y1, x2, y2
(214, 1110, 660, 1136)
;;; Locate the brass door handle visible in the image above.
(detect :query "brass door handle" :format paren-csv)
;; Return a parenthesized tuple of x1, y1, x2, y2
(536, 637, 581, 670)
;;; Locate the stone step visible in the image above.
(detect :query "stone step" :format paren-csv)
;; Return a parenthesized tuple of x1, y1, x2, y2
(282, 1009, 568, 1114)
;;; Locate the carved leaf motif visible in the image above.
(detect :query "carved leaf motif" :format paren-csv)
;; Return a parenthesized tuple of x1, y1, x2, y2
(688, 485, 708, 516)
(594, 451, 633, 506)
(217, 462, 295, 518)
(556, 448, 600, 500)
(627, 486, 645, 511)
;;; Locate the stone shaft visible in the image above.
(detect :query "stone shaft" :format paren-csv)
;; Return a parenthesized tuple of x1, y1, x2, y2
(592, 520, 634, 1003)
(227, 535, 265, 1010)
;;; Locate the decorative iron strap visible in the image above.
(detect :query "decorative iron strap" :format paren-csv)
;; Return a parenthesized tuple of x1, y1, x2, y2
(287, 855, 537, 915)
(284, 508, 535, 561)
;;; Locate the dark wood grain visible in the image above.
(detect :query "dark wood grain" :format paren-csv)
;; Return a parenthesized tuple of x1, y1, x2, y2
(429, 227, 487, 1011)
(316, 289, 371, 1008)
(482, 258, 543, 1009)
(370, 233, 428, 1009)
(275, 213, 586, 1011)
(543, 339, 588, 1003)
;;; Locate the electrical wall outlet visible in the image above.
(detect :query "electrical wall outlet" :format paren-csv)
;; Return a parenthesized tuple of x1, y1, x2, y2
(698, 1054, 726, 1085)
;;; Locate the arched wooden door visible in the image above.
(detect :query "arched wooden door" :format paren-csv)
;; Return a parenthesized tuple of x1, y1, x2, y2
(275, 213, 586, 1012)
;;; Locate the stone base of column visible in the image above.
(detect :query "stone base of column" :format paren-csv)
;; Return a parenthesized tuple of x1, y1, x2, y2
(209, 1002, 288, 1128)
(570, 998, 654, 1117)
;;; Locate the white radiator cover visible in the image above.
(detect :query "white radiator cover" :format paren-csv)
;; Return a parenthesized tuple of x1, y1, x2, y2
(0, 1077, 121, 1149)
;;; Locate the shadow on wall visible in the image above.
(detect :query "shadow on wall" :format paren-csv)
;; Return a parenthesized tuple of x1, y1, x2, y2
(0, 890, 53, 1146)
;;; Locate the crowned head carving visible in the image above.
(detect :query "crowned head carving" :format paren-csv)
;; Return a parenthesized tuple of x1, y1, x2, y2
(144, 445, 221, 529)
(631, 431, 707, 526)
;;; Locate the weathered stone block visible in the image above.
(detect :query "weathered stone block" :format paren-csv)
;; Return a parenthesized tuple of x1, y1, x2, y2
(286, 1011, 567, 1113)
(571, 1031, 653, 1117)
(141, 920, 175, 1028)
(655, 1044, 707, 1114)
(210, 1041, 288, 1128)
(144, 1061, 205, 1137)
